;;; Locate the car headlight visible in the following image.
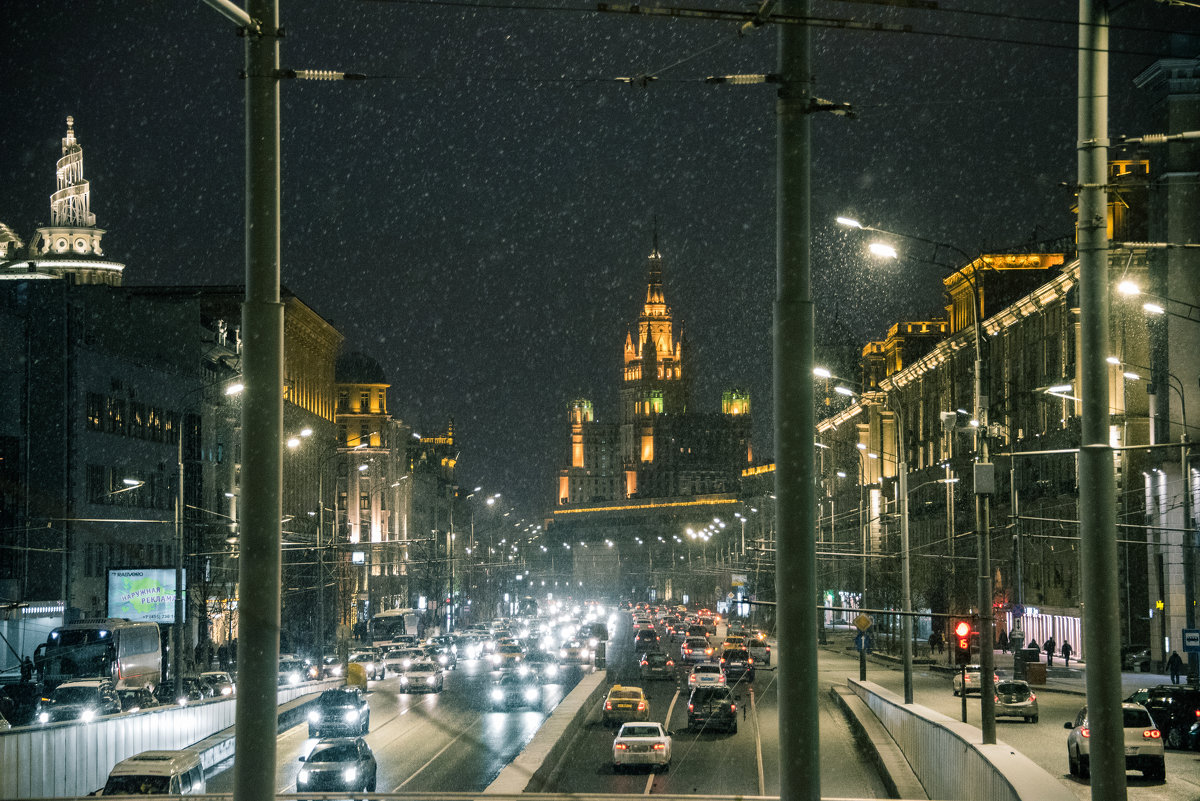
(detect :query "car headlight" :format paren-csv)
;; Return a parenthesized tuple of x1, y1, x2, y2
(177, 696, 189, 707)
(342, 767, 358, 783)
(426, 675, 436, 685)
(289, 673, 300, 685)
(222, 686, 233, 696)
(524, 687, 539, 702)
(439, 655, 448, 665)
(518, 664, 530, 677)
(402, 659, 412, 668)
(589, 638, 598, 647)
(491, 688, 504, 702)
(298, 769, 310, 784)
(331, 665, 343, 676)
(81, 708, 96, 723)
(308, 711, 321, 723)
(559, 649, 568, 658)
(38, 712, 49, 723)
(400, 675, 409, 684)
(545, 664, 558, 676)
(344, 709, 358, 723)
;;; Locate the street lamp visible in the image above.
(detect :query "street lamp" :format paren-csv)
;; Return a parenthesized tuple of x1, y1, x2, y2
(835, 218, 994, 733)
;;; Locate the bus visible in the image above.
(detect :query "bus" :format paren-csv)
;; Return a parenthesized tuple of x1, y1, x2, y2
(370, 608, 419, 643)
(34, 618, 161, 691)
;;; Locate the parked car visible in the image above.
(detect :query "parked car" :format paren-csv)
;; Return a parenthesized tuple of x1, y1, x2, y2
(297, 737, 377, 793)
(36, 678, 122, 723)
(612, 721, 672, 771)
(602, 685, 649, 725)
(993, 679, 1038, 723)
(1064, 703, 1164, 780)
(1140, 684, 1200, 749)
(687, 686, 737, 733)
(307, 687, 370, 737)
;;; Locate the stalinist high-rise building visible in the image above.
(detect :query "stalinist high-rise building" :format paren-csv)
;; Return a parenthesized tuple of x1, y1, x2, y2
(557, 235, 752, 506)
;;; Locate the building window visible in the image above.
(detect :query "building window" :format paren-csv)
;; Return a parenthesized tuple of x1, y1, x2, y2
(360, 391, 371, 412)
(86, 393, 103, 430)
(337, 390, 349, 413)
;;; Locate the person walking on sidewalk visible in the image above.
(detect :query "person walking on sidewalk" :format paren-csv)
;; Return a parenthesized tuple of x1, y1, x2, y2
(1167, 651, 1183, 684)
(1044, 637, 1056, 667)
(998, 629, 1009, 654)
(1061, 641, 1072, 667)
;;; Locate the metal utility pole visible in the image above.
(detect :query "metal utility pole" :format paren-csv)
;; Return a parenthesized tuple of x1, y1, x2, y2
(1078, 3, 1126, 800)
(775, 0, 818, 798)
(232, 1, 283, 800)
(175, 435, 185, 697)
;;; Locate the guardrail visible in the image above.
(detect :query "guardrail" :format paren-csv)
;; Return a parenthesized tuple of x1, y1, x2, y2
(847, 678, 1075, 801)
(0, 679, 340, 799)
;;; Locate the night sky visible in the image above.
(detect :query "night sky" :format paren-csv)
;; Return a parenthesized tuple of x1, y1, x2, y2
(1, 1, 1189, 518)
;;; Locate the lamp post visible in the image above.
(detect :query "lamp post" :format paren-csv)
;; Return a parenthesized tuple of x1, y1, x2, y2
(836, 217, 995, 738)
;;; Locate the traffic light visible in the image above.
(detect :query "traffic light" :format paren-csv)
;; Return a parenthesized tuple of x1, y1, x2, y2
(953, 620, 972, 664)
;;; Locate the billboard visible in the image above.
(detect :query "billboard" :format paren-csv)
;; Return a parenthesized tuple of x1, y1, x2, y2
(107, 567, 184, 623)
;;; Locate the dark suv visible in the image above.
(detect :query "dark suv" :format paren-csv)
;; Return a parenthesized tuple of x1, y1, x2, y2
(687, 686, 737, 733)
(634, 629, 659, 649)
(719, 648, 755, 684)
(308, 687, 370, 737)
(639, 651, 675, 680)
(1141, 685, 1200, 749)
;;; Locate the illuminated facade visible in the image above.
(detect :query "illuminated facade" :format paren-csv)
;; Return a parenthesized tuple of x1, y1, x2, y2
(0, 117, 125, 285)
(557, 237, 753, 506)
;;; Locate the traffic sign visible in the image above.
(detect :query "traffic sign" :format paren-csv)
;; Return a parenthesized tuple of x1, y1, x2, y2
(853, 614, 872, 632)
(1184, 628, 1200, 653)
(855, 632, 871, 652)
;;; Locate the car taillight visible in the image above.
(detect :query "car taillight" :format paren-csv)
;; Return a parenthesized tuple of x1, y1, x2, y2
(1080, 726, 1090, 738)
(666, 660, 674, 666)
(615, 743, 628, 750)
(640, 660, 648, 666)
(1144, 729, 1161, 739)
(748, 657, 754, 664)
(652, 743, 665, 751)
(688, 702, 693, 712)
(637, 701, 646, 710)
(720, 658, 726, 665)
(1029, 693, 1036, 701)
(605, 701, 612, 710)
(730, 703, 736, 712)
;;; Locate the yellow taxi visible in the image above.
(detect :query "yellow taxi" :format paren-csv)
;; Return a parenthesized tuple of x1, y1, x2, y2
(602, 685, 649, 726)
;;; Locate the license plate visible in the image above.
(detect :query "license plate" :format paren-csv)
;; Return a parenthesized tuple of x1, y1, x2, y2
(1124, 747, 1137, 756)
(617, 703, 631, 709)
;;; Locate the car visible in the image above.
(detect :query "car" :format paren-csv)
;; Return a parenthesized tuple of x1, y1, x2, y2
(428, 634, 457, 653)
(348, 650, 381, 680)
(430, 644, 458, 670)
(722, 635, 746, 651)
(746, 637, 771, 665)
(1121, 645, 1151, 672)
(101, 750, 206, 795)
(639, 651, 676, 680)
(685, 624, 709, 639)
(307, 687, 370, 737)
(117, 687, 160, 713)
(1139, 684, 1200, 748)
(688, 662, 726, 688)
(154, 679, 204, 707)
(490, 671, 541, 710)
(521, 650, 563, 683)
(687, 686, 737, 733)
(36, 678, 122, 723)
(491, 642, 525, 667)
(583, 622, 609, 648)
(602, 685, 650, 725)
(719, 648, 756, 684)
(560, 640, 592, 664)
(199, 671, 236, 697)
(398, 658, 444, 693)
(391, 634, 419, 648)
(381, 648, 422, 677)
(0, 681, 43, 727)
(951, 664, 998, 696)
(278, 658, 307, 686)
(682, 636, 714, 663)
(317, 655, 343, 679)
(297, 737, 377, 793)
(634, 628, 660, 649)
(1064, 703, 1164, 780)
(993, 679, 1038, 723)
(612, 721, 672, 771)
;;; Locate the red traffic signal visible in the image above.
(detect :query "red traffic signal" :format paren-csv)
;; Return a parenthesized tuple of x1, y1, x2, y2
(953, 620, 972, 653)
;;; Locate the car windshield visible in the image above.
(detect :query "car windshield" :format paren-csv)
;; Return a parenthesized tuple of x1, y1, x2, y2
(318, 690, 356, 705)
(621, 725, 661, 737)
(695, 665, 719, 673)
(349, 654, 372, 662)
(996, 682, 1028, 695)
(1123, 707, 1154, 727)
(310, 744, 358, 763)
(50, 687, 98, 704)
(610, 691, 639, 700)
(104, 775, 171, 794)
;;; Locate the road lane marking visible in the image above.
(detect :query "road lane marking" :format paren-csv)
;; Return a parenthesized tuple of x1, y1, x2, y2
(391, 711, 484, 791)
(752, 686, 764, 796)
(645, 686, 681, 794)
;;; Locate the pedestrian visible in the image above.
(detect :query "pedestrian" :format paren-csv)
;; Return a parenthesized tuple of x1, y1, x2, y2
(998, 629, 1009, 654)
(1044, 636, 1056, 667)
(1167, 650, 1183, 684)
(19, 656, 33, 683)
(217, 643, 229, 672)
(1061, 640, 1072, 667)
(928, 632, 937, 656)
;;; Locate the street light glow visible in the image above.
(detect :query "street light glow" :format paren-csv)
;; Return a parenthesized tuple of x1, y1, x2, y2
(868, 241, 898, 259)
(836, 216, 863, 229)
(1116, 279, 1140, 295)
(813, 366, 832, 378)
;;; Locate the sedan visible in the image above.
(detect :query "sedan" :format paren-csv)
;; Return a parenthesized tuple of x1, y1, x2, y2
(381, 648, 422, 677)
(951, 665, 998, 696)
(994, 680, 1038, 723)
(398, 658, 444, 693)
(682, 636, 714, 663)
(297, 737, 377, 793)
(490, 672, 542, 710)
(613, 722, 672, 771)
(688, 663, 726, 688)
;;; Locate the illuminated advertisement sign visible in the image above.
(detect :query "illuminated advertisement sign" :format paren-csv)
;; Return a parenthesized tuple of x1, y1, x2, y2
(107, 568, 184, 623)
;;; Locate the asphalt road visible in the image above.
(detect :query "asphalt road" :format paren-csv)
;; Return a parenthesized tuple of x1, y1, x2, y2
(206, 653, 585, 794)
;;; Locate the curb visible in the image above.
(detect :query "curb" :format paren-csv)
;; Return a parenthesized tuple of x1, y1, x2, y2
(194, 688, 332, 775)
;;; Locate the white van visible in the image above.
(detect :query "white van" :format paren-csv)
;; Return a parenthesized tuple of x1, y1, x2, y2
(101, 750, 206, 795)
